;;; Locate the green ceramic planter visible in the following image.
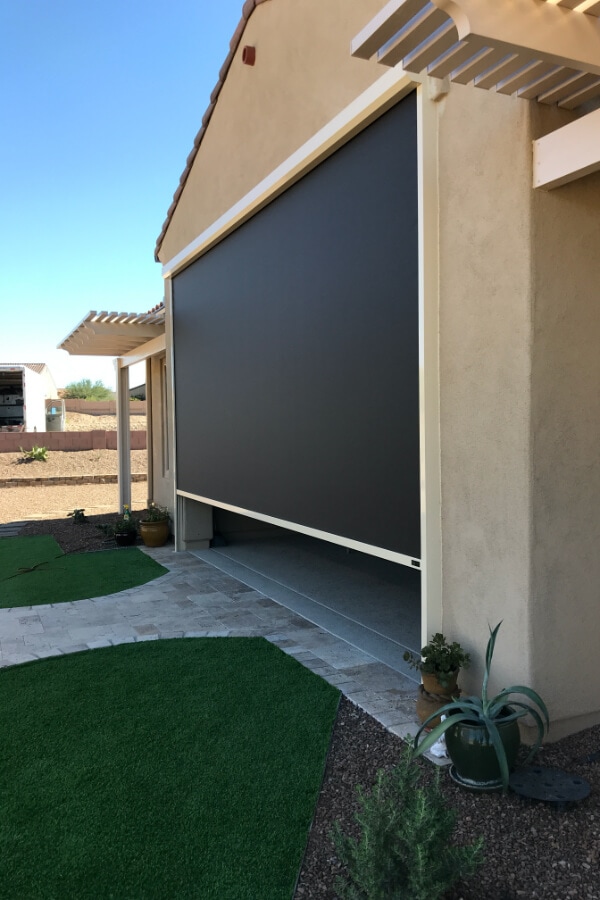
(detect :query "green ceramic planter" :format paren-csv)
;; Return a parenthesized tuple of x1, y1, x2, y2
(445, 713, 521, 791)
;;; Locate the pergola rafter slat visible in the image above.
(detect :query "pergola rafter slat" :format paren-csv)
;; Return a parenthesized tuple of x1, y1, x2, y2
(377, 3, 449, 66)
(558, 76, 600, 107)
(351, 0, 600, 108)
(426, 40, 479, 77)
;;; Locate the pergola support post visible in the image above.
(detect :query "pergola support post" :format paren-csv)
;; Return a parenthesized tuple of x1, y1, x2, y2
(116, 359, 131, 512)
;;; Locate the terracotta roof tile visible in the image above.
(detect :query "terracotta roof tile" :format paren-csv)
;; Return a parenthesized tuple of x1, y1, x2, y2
(1, 363, 48, 374)
(154, 0, 272, 262)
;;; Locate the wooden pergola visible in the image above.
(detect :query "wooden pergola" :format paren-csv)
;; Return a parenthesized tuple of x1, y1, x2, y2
(59, 308, 166, 511)
(352, 0, 600, 188)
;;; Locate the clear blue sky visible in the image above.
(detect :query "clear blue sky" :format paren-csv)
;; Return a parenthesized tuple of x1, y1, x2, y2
(0, 0, 243, 389)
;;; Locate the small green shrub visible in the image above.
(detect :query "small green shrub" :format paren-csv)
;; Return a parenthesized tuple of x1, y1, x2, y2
(67, 509, 87, 524)
(20, 446, 48, 462)
(332, 746, 483, 900)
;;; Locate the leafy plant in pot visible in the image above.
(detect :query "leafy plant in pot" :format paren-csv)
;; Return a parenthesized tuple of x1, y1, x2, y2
(404, 633, 471, 726)
(112, 515, 138, 546)
(412, 622, 549, 792)
(139, 503, 170, 548)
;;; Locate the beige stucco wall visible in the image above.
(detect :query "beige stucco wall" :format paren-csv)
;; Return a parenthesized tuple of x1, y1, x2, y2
(437, 87, 536, 700)
(438, 87, 600, 738)
(529, 160, 600, 739)
(158, 0, 385, 264)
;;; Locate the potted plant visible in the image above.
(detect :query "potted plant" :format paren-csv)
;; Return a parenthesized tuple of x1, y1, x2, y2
(112, 507, 138, 547)
(404, 633, 470, 726)
(96, 505, 138, 546)
(412, 622, 549, 792)
(404, 632, 471, 693)
(138, 503, 170, 547)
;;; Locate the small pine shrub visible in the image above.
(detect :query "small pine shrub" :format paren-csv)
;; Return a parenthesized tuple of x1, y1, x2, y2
(332, 745, 483, 900)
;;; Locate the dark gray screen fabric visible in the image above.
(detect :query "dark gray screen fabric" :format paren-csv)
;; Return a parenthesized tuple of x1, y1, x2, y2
(172, 93, 419, 558)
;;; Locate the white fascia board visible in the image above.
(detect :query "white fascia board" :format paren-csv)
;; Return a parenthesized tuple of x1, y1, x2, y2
(433, 0, 600, 75)
(533, 108, 600, 189)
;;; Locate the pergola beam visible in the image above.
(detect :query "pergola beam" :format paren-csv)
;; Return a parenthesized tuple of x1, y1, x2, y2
(533, 106, 600, 189)
(87, 322, 163, 340)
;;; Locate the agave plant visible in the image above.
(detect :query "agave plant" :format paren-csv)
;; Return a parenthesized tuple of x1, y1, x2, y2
(412, 622, 549, 791)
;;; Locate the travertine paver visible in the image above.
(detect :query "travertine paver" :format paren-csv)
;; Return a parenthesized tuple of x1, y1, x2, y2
(0, 545, 421, 741)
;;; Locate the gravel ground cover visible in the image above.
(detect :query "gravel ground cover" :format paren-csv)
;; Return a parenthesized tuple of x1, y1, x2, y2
(296, 697, 600, 900)
(20, 510, 148, 553)
(64, 412, 147, 431)
(0, 482, 148, 524)
(0, 449, 147, 479)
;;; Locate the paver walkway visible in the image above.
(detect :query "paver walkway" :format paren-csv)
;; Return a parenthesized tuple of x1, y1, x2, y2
(0, 545, 420, 742)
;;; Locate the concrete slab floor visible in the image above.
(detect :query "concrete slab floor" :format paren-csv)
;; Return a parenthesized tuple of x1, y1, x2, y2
(0, 545, 445, 763)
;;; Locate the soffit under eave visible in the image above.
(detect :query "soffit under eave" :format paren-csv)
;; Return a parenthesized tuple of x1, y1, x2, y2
(352, 0, 600, 110)
(58, 311, 165, 358)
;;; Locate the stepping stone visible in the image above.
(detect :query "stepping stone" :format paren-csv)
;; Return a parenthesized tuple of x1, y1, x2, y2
(0, 521, 29, 538)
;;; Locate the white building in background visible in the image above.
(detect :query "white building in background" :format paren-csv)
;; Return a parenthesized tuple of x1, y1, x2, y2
(0, 364, 59, 433)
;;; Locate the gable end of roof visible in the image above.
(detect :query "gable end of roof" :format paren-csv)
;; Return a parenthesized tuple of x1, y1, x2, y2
(154, 0, 271, 263)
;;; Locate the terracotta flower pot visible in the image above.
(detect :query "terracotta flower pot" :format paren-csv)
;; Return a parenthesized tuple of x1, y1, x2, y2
(416, 670, 460, 727)
(421, 670, 459, 697)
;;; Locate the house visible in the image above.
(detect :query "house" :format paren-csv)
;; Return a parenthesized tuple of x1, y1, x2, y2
(93, 0, 600, 740)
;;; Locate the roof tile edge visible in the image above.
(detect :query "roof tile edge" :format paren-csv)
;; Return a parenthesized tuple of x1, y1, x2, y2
(154, 0, 272, 263)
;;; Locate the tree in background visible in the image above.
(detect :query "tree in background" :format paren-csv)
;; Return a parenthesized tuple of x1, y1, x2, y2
(62, 379, 114, 401)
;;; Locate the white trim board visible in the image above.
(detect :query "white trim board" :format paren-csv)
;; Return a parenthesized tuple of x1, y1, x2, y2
(416, 84, 442, 644)
(177, 489, 422, 570)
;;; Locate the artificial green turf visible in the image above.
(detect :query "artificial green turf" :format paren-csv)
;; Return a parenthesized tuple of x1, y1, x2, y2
(1, 638, 340, 899)
(0, 535, 167, 608)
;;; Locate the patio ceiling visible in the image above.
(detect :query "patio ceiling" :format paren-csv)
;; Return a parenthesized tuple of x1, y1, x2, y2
(58, 310, 165, 357)
(352, 0, 600, 110)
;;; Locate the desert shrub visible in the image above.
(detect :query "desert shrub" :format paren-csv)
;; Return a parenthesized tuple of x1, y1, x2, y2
(62, 379, 114, 401)
(67, 509, 87, 524)
(332, 745, 483, 900)
(20, 446, 48, 462)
